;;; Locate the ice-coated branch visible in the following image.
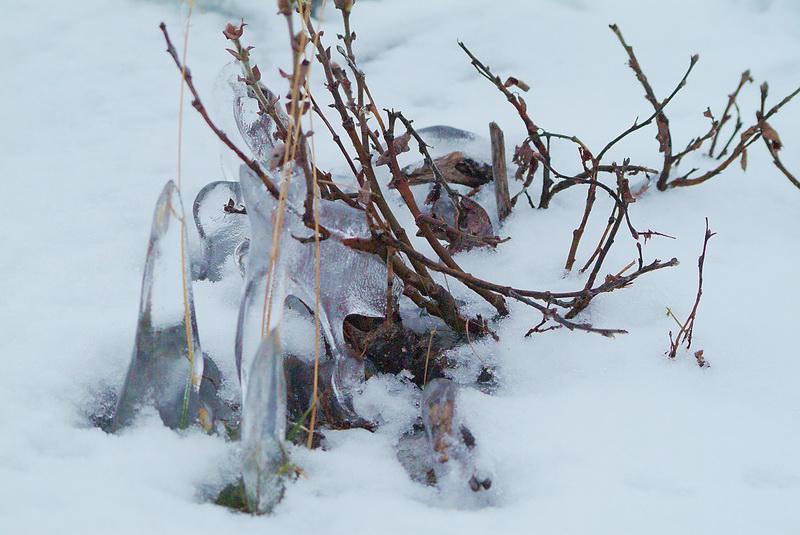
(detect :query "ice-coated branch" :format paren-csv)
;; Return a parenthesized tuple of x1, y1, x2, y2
(159, 23, 280, 199)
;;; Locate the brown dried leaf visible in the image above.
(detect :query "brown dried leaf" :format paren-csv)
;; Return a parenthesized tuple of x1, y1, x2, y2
(276, 0, 292, 15)
(740, 147, 748, 171)
(655, 114, 670, 153)
(694, 349, 708, 368)
(760, 121, 783, 151)
(457, 197, 494, 239)
(503, 76, 530, 92)
(375, 132, 411, 166)
(618, 177, 636, 204)
(223, 22, 245, 40)
(512, 142, 537, 182)
(334, 0, 354, 12)
(225, 48, 243, 61)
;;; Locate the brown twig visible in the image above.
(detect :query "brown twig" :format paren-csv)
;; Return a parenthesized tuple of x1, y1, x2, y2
(489, 122, 513, 221)
(458, 40, 554, 207)
(667, 218, 715, 360)
(708, 70, 753, 158)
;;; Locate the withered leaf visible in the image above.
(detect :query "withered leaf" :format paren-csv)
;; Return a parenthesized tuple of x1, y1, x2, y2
(512, 142, 538, 182)
(760, 121, 783, 151)
(375, 132, 411, 166)
(503, 76, 530, 92)
(223, 22, 245, 41)
(694, 349, 708, 368)
(457, 197, 494, 240)
(656, 114, 670, 153)
(618, 177, 636, 204)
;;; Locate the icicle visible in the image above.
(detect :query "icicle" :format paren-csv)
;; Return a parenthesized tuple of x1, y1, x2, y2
(112, 181, 212, 431)
(241, 332, 287, 514)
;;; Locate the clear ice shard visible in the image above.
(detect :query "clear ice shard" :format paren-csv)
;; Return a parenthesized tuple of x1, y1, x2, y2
(241, 332, 287, 514)
(112, 181, 221, 432)
(235, 165, 402, 422)
(421, 378, 493, 492)
(192, 180, 249, 282)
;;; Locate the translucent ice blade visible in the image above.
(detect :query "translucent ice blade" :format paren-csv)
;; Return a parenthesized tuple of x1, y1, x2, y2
(223, 63, 288, 165)
(241, 331, 287, 514)
(112, 181, 205, 431)
(421, 378, 492, 493)
(235, 165, 289, 403)
(192, 180, 249, 282)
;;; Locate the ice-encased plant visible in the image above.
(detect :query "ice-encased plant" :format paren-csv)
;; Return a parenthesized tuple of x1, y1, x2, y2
(112, 181, 221, 432)
(421, 378, 493, 493)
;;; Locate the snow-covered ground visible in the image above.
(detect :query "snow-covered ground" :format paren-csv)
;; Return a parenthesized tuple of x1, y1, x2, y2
(2, 0, 799, 533)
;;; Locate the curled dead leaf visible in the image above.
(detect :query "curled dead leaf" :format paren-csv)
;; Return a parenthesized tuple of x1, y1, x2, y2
(223, 22, 245, 41)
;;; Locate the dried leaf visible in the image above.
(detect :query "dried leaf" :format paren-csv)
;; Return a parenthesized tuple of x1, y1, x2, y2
(740, 147, 748, 171)
(375, 132, 411, 166)
(276, 0, 292, 15)
(655, 114, 670, 153)
(512, 142, 537, 182)
(760, 121, 783, 151)
(503, 76, 530, 92)
(225, 48, 243, 61)
(334, 0, 354, 12)
(618, 177, 636, 204)
(223, 22, 246, 40)
(457, 197, 494, 240)
(694, 349, 708, 368)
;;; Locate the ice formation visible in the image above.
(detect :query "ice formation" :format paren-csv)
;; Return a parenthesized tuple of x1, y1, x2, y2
(192, 180, 249, 282)
(228, 76, 403, 420)
(235, 166, 403, 420)
(112, 181, 222, 432)
(241, 333, 287, 514)
(421, 378, 493, 493)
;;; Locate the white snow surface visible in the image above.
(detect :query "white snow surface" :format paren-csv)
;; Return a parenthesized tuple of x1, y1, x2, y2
(2, 0, 800, 533)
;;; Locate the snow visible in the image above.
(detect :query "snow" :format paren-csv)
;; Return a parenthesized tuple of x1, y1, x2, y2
(2, 0, 799, 533)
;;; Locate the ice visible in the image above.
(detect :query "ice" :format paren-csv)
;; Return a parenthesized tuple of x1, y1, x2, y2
(192, 180, 249, 282)
(241, 332, 287, 514)
(236, 167, 402, 422)
(417, 125, 477, 143)
(416, 125, 487, 161)
(420, 378, 493, 494)
(112, 181, 221, 432)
